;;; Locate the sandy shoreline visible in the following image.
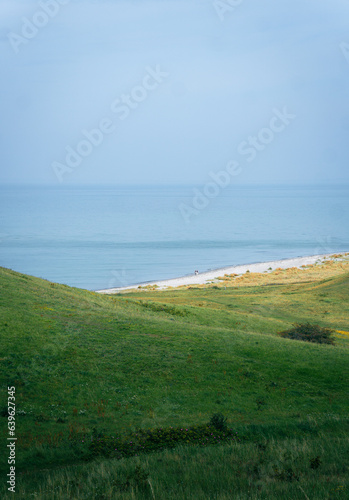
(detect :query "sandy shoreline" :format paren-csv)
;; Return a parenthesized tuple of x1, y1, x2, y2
(96, 253, 344, 294)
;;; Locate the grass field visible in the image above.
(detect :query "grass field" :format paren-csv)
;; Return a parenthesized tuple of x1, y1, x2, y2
(0, 256, 348, 498)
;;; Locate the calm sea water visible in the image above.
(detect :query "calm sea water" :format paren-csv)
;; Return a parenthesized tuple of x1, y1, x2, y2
(0, 185, 348, 290)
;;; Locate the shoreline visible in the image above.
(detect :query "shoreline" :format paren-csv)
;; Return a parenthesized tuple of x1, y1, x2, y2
(96, 252, 345, 294)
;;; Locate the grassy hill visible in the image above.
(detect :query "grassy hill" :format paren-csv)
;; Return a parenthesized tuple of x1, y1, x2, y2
(0, 260, 348, 499)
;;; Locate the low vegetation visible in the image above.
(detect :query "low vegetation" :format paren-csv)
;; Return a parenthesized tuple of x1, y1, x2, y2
(88, 417, 239, 460)
(278, 323, 335, 345)
(0, 257, 348, 498)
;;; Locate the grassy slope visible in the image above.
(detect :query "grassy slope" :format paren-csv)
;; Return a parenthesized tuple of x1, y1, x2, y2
(0, 263, 349, 498)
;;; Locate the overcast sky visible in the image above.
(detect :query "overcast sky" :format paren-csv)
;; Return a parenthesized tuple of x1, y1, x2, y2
(1, 0, 349, 185)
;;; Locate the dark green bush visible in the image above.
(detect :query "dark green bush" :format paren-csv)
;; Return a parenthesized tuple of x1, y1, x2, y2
(277, 323, 335, 345)
(209, 412, 227, 431)
(88, 422, 239, 459)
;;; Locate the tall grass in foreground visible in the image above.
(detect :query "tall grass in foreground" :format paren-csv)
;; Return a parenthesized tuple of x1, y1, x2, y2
(2, 430, 348, 499)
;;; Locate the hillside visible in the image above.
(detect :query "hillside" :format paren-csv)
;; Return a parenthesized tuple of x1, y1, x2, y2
(0, 262, 348, 498)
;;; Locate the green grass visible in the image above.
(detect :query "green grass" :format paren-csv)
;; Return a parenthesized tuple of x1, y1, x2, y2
(3, 431, 348, 499)
(0, 265, 349, 498)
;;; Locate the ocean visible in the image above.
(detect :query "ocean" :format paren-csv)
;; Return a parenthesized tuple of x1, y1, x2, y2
(0, 185, 348, 290)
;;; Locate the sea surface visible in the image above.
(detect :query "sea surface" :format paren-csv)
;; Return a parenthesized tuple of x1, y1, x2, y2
(0, 185, 348, 290)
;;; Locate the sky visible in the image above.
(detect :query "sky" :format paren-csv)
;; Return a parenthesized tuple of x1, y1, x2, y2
(1, 0, 349, 186)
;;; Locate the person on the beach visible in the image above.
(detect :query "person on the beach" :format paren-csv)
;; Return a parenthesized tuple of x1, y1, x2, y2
(195, 270, 198, 275)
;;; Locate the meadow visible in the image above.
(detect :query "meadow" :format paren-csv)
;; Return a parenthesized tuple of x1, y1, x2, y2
(0, 256, 348, 498)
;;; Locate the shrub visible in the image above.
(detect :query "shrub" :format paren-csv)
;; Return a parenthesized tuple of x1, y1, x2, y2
(209, 413, 227, 431)
(277, 323, 335, 345)
(88, 422, 239, 459)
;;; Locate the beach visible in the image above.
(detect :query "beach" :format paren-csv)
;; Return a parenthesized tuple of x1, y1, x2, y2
(96, 253, 343, 294)
(2, 186, 349, 291)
